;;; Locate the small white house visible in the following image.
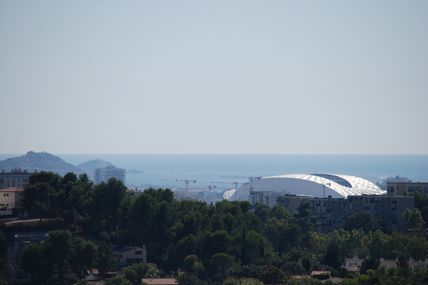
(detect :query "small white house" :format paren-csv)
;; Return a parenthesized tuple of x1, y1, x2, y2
(408, 257, 428, 270)
(114, 246, 147, 267)
(343, 256, 364, 272)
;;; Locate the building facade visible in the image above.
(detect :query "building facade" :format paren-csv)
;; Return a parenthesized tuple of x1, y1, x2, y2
(114, 246, 147, 267)
(8, 232, 49, 282)
(94, 166, 126, 184)
(275, 194, 414, 232)
(347, 195, 414, 231)
(249, 191, 283, 208)
(0, 187, 24, 215)
(277, 195, 310, 214)
(310, 197, 348, 232)
(0, 169, 31, 189)
(386, 176, 428, 196)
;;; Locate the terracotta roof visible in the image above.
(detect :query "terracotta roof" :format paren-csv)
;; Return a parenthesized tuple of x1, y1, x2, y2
(142, 278, 177, 285)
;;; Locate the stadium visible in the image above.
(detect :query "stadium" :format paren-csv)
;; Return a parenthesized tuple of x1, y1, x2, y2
(223, 173, 385, 201)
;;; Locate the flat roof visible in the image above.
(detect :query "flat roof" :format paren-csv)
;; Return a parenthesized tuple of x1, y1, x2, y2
(0, 187, 24, 192)
(142, 278, 177, 285)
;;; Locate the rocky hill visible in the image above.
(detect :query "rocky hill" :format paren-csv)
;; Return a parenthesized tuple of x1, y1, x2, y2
(77, 159, 113, 179)
(0, 151, 82, 175)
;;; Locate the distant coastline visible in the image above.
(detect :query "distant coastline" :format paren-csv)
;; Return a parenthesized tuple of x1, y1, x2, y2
(1, 153, 426, 191)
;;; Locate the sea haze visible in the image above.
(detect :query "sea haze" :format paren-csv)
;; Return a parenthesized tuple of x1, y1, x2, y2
(30, 154, 428, 191)
(1, 154, 426, 191)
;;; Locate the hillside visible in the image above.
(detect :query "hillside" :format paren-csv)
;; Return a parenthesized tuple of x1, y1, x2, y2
(77, 159, 113, 179)
(0, 151, 81, 175)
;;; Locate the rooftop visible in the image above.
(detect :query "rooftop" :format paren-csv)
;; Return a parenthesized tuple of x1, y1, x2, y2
(142, 278, 177, 285)
(0, 187, 24, 193)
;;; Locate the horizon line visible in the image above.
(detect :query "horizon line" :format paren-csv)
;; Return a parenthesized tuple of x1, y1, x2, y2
(1, 152, 428, 156)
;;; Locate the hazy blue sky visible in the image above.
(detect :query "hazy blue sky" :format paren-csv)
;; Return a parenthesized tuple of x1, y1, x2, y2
(1, 1, 427, 154)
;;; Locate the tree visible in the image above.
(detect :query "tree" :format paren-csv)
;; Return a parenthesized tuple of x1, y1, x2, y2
(21, 243, 51, 284)
(344, 212, 383, 232)
(323, 231, 350, 270)
(21, 230, 99, 284)
(96, 242, 118, 279)
(254, 204, 270, 223)
(208, 253, 236, 281)
(177, 271, 207, 285)
(404, 208, 425, 232)
(122, 263, 159, 285)
(198, 230, 232, 262)
(269, 205, 289, 220)
(43, 230, 73, 284)
(0, 232, 7, 282)
(106, 275, 132, 285)
(90, 178, 128, 238)
(22, 182, 56, 218)
(223, 278, 264, 285)
(70, 237, 97, 279)
(294, 201, 316, 232)
(258, 266, 285, 284)
(183, 255, 206, 278)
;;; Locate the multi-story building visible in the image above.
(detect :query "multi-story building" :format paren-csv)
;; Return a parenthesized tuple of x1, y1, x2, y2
(278, 195, 351, 232)
(275, 194, 414, 232)
(277, 195, 311, 214)
(94, 165, 126, 184)
(0, 187, 24, 215)
(0, 169, 31, 189)
(310, 197, 348, 232)
(347, 195, 414, 231)
(249, 191, 283, 208)
(386, 176, 428, 196)
(7, 232, 49, 282)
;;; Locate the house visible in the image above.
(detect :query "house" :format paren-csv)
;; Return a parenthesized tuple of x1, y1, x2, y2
(343, 256, 364, 273)
(408, 257, 428, 270)
(0, 187, 23, 215)
(379, 258, 397, 270)
(114, 246, 147, 267)
(142, 278, 177, 285)
(310, 271, 331, 280)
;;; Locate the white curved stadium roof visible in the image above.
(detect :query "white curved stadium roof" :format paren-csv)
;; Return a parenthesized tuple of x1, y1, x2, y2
(224, 173, 384, 201)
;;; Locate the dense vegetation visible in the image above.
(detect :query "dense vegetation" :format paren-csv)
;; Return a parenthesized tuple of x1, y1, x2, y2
(2, 171, 428, 284)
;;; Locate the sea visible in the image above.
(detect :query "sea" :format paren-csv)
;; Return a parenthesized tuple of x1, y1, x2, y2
(1, 154, 427, 192)
(10, 154, 427, 192)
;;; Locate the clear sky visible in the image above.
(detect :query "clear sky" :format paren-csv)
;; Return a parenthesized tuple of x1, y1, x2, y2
(1, 0, 427, 154)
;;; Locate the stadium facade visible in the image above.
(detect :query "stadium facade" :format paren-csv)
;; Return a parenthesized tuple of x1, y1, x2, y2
(224, 173, 385, 201)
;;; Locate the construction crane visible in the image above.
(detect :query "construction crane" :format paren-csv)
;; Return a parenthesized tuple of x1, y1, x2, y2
(207, 185, 216, 204)
(176, 179, 197, 193)
(210, 181, 240, 189)
(208, 185, 216, 192)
